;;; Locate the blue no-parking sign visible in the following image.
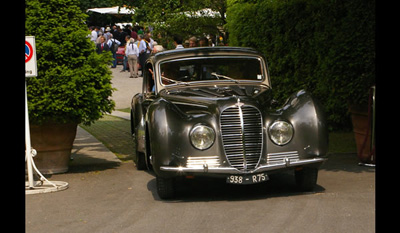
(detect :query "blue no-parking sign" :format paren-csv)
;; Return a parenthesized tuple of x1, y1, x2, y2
(25, 36, 37, 77)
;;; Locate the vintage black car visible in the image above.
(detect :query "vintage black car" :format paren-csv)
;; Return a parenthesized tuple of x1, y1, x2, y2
(131, 47, 328, 199)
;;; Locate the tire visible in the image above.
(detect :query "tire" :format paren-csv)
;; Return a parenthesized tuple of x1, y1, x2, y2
(136, 151, 147, 170)
(156, 176, 176, 199)
(130, 110, 135, 136)
(131, 111, 146, 170)
(144, 126, 153, 171)
(295, 167, 318, 192)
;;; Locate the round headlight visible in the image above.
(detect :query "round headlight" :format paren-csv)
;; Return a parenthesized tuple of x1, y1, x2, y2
(268, 120, 294, 146)
(190, 125, 215, 150)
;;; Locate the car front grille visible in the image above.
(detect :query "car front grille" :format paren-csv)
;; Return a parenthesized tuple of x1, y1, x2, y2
(220, 104, 263, 171)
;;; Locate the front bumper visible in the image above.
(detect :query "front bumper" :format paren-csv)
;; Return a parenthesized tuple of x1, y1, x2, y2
(160, 157, 327, 175)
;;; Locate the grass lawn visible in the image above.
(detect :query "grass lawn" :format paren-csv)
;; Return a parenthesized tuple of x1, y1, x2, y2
(80, 115, 134, 162)
(328, 131, 357, 154)
(116, 108, 131, 113)
(80, 114, 357, 163)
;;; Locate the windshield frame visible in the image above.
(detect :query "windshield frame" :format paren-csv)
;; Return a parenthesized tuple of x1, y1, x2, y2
(156, 55, 270, 90)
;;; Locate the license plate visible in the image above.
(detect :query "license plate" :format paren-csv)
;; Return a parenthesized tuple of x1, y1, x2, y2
(226, 173, 269, 185)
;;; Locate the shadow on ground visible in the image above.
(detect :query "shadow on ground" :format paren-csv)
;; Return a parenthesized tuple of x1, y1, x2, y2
(320, 153, 375, 173)
(147, 172, 325, 202)
(145, 153, 374, 202)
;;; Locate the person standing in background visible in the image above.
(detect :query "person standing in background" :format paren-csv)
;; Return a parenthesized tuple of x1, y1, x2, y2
(90, 26, 98, 43)
(173, 35, 184, 49)
(120, 35, 131, 72)
(125, 38, 139, 78)
(107, 34, 121, 68)
(138, 34, 151, 77)
(96, 36, 110, 54)
(199, 37, 209, 47)
(131, 27, 138, 40)
(189, 36, 197, 47)
(104, 27, 112, 41)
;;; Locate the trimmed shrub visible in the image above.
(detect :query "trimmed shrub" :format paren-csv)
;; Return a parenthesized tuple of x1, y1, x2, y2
(226, 0, 375, 130)
(25, 0, 115, 125)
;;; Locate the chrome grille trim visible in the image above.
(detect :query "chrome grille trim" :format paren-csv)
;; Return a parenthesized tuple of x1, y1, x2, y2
(267, 151, 299, 164)
(220, 103, 263, 171)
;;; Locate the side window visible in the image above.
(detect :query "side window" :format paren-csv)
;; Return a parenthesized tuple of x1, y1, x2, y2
(143, 62, 155, 93)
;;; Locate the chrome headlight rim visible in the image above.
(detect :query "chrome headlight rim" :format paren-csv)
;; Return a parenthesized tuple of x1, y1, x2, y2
(268, 120, 294, 146)
(189, 124, 216, 150)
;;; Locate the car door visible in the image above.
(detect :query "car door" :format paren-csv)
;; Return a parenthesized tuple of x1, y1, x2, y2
(132, 61, 156, 157)
(140, 61, 157, 113)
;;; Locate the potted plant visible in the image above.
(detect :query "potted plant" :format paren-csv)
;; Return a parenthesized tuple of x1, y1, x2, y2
(348, 86, 375, 165)
(341, 4, 376, 164)
(25, 0, 115, 173)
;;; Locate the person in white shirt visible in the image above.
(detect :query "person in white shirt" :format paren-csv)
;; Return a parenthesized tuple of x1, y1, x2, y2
(125, 38, 139, 78)
(173, 35, 184, 49)
(90, 26, 98, 43)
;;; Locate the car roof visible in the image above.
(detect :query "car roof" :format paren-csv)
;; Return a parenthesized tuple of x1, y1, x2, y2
(150, 46, 265, 62)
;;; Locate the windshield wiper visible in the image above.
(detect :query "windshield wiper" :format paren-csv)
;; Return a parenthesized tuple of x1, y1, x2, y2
(211, 72, 240, 84)
(161, 76, 190, 86)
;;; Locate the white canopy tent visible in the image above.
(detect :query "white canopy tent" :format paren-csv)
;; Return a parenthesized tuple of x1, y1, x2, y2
(183, 8, 223, 18)
(87, 6, 134, 15)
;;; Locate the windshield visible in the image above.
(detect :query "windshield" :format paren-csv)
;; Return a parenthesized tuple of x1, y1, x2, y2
(159, 57, 264, 86)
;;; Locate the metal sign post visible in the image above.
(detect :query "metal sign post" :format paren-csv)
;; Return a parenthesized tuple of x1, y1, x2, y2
(25, 36, 68, 194)
(25, 81, 34, 189)
(25, 36, 37, 189)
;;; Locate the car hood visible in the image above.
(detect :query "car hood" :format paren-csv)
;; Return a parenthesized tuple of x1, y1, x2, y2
(159, 84, 273, 115)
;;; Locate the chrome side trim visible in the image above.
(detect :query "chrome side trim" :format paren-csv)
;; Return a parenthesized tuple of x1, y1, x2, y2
(186, 156, 220, 168)
(267, 151, 299, 164)
(160, 158, 327, 174)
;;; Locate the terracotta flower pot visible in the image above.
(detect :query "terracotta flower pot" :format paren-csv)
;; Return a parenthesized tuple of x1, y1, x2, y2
(349, 105, 374, 164)
(30, 122, 78, 174)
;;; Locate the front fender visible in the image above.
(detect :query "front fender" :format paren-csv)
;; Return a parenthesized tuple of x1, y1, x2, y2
(146, 98, 217, 177)
(266, 90, 328, 161)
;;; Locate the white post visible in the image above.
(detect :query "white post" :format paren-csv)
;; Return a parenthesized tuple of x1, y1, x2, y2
(25, 35, 69, 194)
(25, 80, 34, 188)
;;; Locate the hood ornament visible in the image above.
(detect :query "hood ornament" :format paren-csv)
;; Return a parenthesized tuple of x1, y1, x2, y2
(235, 98, 244, 107)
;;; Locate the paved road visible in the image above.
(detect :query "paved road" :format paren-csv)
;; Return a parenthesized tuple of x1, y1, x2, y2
(26, 153, 375, 233)
(109, 67, 142, 110)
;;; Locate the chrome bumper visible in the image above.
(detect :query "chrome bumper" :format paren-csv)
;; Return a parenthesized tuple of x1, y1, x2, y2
(160, 157, 327, 174)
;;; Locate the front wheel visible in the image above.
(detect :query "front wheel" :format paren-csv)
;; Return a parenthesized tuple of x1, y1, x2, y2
(156, 176, 176, 199)
(295, 167, 318, 192)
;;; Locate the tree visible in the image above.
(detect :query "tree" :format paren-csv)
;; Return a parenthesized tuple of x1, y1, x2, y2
(114, 0, 227, 46)
(25, 0, 115, 125)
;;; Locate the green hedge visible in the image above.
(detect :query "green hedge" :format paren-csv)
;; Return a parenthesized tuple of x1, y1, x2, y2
(226, 0, 375, 130)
